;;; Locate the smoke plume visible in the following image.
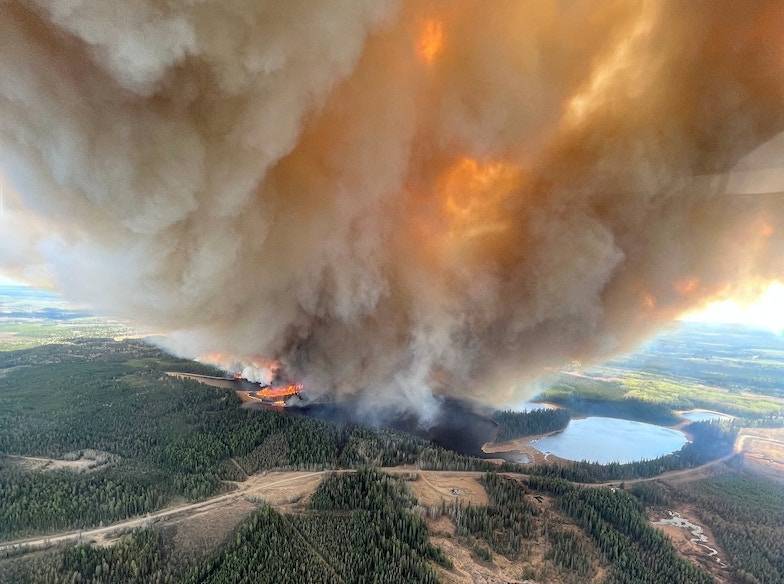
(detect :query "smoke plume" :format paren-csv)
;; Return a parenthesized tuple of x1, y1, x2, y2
(2, 0, 784, 417)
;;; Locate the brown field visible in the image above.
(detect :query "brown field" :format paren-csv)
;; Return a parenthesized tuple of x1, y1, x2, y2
(3, 451, 115, 473)
(429, 495, 605, 584)
(166, 371, 234, 389)
(407, 471, 489, 507)
(735, 429, 784, 480)
(482, 434, 568, 465)
(0, 471, 327, 554)
(240, 470, 325, 509)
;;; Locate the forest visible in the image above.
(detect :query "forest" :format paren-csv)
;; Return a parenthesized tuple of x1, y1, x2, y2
(444, 473, 538, 558)
(492, 408, 570, 441)
(4, 465, 782, 584)
(2, 469, 450, 584)
(0, 339, 506, 540)
(1, 338, 782, 584)
(528, 476, 712, 584)
(636, 471, 784, 584)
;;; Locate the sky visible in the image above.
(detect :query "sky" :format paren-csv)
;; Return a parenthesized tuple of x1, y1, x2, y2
(681, 281, 784, 333)
(2, 263, 782, 333)
(0, 273, 21, 286)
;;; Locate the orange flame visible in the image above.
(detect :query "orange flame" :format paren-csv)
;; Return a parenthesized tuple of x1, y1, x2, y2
(257, 383, 303, 400)
(417, 19, 444, 64)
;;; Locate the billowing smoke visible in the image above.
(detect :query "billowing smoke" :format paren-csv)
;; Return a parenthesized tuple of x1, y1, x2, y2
(2, 0, 784, 418)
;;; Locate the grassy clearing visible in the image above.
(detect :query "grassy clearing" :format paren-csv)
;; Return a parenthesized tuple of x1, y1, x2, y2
(543, 370, 782, 418)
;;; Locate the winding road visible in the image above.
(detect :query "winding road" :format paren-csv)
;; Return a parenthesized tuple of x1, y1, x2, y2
(4, 429, 780, 554)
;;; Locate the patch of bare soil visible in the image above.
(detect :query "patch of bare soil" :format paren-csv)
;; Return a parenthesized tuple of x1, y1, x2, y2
(429, 521, 531, 584)
(241, 470, 325, 510)
(4, 450, 116, 473)
(159, 471, 323, 557)
(428, 494, 604, 584)
(408, 472, 489, 508)
(650, 507, 731, 583)
(165, 498, 259, 557)
(736, 429, 784, 481)
(482, 435, 569, 466)
(93, 471, 324, 554)
(166, 371, 236, 389)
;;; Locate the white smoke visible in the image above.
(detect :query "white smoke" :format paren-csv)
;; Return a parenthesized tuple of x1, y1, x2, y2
(1, 0, 784, 417)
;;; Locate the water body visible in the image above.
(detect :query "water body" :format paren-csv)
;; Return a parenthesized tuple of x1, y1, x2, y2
(654, 511, 726, 567)
(680, 409, 734, 422)
(531, 417, 688, 464)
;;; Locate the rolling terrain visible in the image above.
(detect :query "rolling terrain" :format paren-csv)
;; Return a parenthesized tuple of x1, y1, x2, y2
(0, 331, 782, 582)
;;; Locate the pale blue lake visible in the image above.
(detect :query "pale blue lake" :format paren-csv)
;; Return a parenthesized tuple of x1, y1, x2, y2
(531, 417, 688, 464)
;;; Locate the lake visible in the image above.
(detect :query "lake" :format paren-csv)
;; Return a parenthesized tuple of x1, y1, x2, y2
(531, 417, 688, 464)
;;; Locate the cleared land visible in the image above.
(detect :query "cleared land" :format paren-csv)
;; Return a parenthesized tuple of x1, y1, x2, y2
(735, 428, 784, 479)
(3, 451, 115, 473)
(407, 471, 489, 507)
(482, 434, 568, 465)
(0, 471, 325, 554)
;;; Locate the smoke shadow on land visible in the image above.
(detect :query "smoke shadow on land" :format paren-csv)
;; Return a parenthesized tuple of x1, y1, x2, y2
(285, 396, 500, 458)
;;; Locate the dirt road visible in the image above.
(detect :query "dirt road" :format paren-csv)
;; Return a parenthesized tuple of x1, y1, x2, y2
(2, 437, 756, 554)
(0, 471, 324, 554)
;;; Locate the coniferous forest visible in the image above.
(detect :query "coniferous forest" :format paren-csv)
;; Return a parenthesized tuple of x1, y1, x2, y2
(0, 338, 782, 584)
(634, 472, 784, 584)
(492, 408, 571, 441)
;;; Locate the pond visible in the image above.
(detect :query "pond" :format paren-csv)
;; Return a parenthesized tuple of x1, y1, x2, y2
(530, 417, 688, 464)
(679, 409, 734, 422)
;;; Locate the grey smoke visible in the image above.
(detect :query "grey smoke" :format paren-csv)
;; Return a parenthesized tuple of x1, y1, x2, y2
(1, 0, 783, 418)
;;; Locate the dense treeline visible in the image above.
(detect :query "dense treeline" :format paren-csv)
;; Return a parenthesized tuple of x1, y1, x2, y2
(0, 339, 510, 540)
(1, 529, 182, 584)
(186, 469, 445, 584)
(545, 528, 595, 579)
(671, 472, 784, 584)
(0, 466, 175, 539)
(528, 476, 712, 584)
(300, 469, 448, 581)
(540, 391, 680, 426)
(492, 408, 570, 441)
(443, 473, 537, 558)
(736, 414, 784, 428)
(183, 504, 337, 584)
(528, 421, 736, 483)
(2, 470, 448, 584)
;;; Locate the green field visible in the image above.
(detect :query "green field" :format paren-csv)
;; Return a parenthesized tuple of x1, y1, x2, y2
(542, 370, 783, 418)
(0, 285, 134, 351)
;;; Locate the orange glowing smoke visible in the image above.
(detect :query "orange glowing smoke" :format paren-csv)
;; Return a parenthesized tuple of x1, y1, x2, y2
(760, 221, 774, 238)
(641, 292, 657, 310)
(675, 277, 700, 296)
(439, 157, 521, 241)
(417, 19, 444, 64)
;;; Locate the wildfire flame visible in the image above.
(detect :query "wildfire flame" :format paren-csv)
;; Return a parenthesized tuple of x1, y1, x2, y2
(257, 383, 303, 399)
